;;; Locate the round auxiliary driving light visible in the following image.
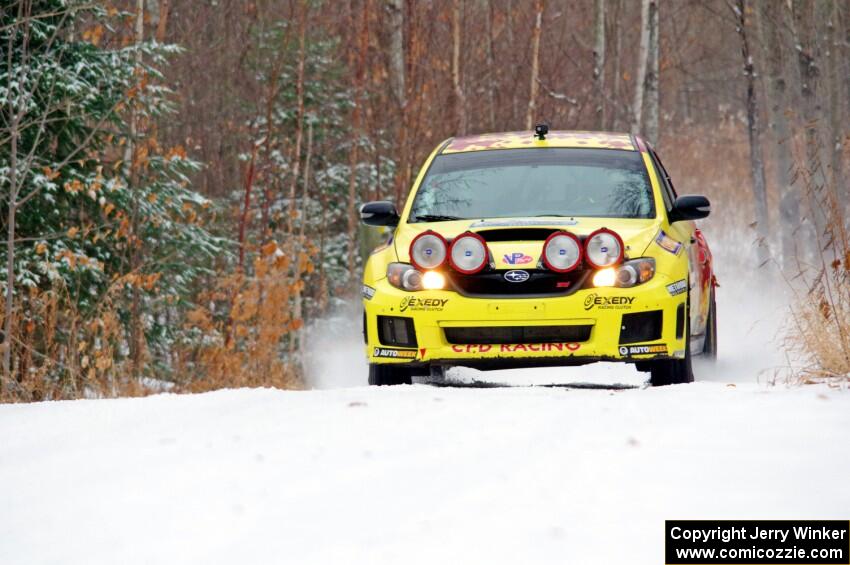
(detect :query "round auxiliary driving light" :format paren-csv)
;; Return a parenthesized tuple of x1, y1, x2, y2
(585, 228, 624, 269)
(409, 231, 448, 271)
(448, 232, 488, 274)
(542, 231, 582, 272)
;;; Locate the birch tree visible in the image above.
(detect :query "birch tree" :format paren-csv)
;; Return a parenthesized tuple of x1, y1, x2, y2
(451, 0, 467, 135)
(385, 0, 405, 111)
(346, 0, 368, 279)
(643, 0, 659, 145)
(593, 0, 606, 128)
(525, 0, 544, 130)
(631, 0, 651, 135)
(486, 0, 497, 130)
(789, 3, 825, 213)
(823, 0, 845, 214)
(757, 2, 800, 264)
(730, 0, 769, 265)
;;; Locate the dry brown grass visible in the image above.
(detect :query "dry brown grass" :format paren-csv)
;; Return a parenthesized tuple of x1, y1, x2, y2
(1, 239, 311, 402)
(783, 134, 850, 385)
(0, 280, 147, 402)
(174, 240, 308, 393)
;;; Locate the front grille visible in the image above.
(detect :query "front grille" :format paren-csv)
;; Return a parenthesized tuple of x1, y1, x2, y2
(378, 316, 418, 347)
(448, 269, 589, 298)
(619, 310, 663, 344)
(444, 325, 593, 345)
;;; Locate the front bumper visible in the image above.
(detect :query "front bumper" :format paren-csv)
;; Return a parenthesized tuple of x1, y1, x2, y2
(363, 274, 687, 369)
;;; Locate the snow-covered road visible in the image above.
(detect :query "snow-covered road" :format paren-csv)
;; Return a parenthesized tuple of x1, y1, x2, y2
(1, 383, 848, 565)
(3, 259, 848, 564)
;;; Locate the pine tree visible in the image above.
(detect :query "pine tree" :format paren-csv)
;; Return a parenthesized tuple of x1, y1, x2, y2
(1, 1, 224, 396)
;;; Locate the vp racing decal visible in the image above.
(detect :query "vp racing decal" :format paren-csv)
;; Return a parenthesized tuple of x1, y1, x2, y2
(373, 347, 417, 359)
(503, 253, 534, 265)
(655, 230, 682, 255)
(618, 344, 667, 356)
(584, 293, 636, 310)
(666, 279, 687, 296)
(399, 297, 448, 312)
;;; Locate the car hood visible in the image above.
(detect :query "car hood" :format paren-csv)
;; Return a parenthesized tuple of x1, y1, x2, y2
(394, 217, 662, 269)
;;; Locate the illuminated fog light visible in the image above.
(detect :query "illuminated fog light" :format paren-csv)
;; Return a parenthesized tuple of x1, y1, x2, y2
(592, 267, 617, 287)
(422, 270, 446, 290)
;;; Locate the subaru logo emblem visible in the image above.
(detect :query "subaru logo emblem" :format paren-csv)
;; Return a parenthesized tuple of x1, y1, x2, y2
(503, 270, 530, 283)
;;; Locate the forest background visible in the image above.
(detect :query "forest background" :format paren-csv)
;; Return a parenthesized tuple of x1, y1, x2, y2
(1, 0, 848, 401)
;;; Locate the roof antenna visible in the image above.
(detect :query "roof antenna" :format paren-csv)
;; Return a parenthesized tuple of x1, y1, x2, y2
(534, 122, 549, 140)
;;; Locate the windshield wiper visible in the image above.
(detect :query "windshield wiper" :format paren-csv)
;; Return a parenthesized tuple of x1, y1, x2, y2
(414, 214, 464, 222)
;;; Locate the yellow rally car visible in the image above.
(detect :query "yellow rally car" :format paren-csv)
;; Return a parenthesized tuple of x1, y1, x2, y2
(359, 126, 716, 386)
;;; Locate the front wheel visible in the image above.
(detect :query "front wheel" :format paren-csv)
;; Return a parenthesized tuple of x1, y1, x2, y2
(368, 364, 413, 386)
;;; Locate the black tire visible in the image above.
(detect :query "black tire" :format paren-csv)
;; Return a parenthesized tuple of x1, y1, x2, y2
(368, 363, 413, 386)
(649, 293, 694, 386)
(702, 288, 717, 360)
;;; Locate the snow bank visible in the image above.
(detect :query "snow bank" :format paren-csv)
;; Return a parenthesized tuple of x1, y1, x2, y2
(1, 384, 847, 564)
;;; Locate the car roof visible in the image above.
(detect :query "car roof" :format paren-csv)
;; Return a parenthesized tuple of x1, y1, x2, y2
(441, 130, 638, 154)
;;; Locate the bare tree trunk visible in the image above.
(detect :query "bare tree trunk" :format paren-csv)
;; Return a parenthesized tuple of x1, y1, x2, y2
(385, 0, 407, 201)
(507, 0, 517, 125)
(395, 4, 419, 204)
(525, 0, 544, 129)
(631, 0, 650, 135)
(824, 1, 845, 219)
(237, 144, 259, 271)
(486, 0, 497, 131)
(155, 0, 170, 42)
(790, 0, 827, 242)
(3, 104, 18, 389)
(643, 0, 659, 145)
(757, 1, 800, 265)
(286, 5, 307, 238)
(610, 0, 622, 130)
(593, 0, 606, 128)
(451, 0, 467, 135)
(128, 0, 145, 380)
(346, 0, 368, 279)
(290, 122, 313, 360)
(733, 0, 770, 265)
(385, 0, 405, 110)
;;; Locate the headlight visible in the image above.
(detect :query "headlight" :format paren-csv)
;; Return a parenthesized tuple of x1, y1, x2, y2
(593, 258, 655, 288)
(387, 263, 446, 291)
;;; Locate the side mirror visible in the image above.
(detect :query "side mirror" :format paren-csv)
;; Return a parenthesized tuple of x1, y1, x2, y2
(670, 195, 711, 222)
(360, 200, 400, 227)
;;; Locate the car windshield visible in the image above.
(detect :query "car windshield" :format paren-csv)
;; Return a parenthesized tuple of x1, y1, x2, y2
(409, 148, 655, 221)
